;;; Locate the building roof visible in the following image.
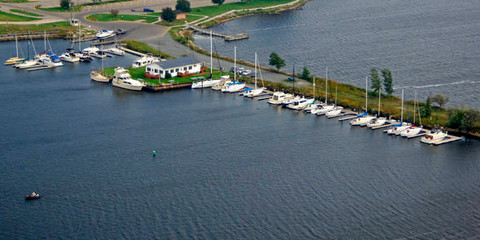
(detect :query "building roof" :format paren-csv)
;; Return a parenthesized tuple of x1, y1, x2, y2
(147, 56, 202, 70)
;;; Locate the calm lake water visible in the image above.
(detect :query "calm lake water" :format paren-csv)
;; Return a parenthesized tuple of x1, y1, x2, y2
(1, 40, 480, 239)
(195, 0, 480, 107)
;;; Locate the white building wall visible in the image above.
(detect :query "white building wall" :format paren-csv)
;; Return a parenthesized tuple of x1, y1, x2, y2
(146, 63, 202, 79)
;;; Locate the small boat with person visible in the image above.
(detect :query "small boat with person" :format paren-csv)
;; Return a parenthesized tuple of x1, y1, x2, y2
(25, 192, 40, 200)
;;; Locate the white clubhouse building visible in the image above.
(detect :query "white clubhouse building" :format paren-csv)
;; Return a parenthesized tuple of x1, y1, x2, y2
(145, 56, 202, 78)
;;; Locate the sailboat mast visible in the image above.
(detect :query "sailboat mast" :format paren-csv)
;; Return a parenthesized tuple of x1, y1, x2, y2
(15, 35, 18, 58)
(335, 83, 338, 106)
(325, 67, 328, 104)
(292, 64, 295, 93)
(78, 22, 81, 51)
(313, 77, 316, 100)
(234, 46, 236, 82)
(44, 30, 46, 52)
(254, 52, 257, 89)
(401, 89, 404, 123)
(365, 76, 368, 113)
(413, 89, 416, 124)
(210, 31, 213, 76)
(101, 44, 104, 71)
(378, 87, 381, 117)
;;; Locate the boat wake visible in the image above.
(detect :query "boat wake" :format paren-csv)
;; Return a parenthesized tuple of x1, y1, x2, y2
(394, 80, 480, 90)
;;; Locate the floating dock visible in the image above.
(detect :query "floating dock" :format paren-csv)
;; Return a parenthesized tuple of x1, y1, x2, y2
(421, 135, 463, 146)
(144, 82, 192, 91)
(118, 47, 145, 57)
(187, 25, 249, 41)
(339, 114, 359, 121)
(370, 121, 399, 130)
(27, 66, 55, 71)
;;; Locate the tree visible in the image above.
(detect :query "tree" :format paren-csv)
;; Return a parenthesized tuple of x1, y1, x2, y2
(370, 68, 381, 93)
(268, 52, 285, 71)
(110, 9, 119, 17)
(430, 94, 449, 108)
(300, 67, 311, 80)
(212, 0, 225, 6)
(462, 107, 480, 133)
(381, 68, 393, 95)
(161, 7, 176, 22)
(447, 107, 464, 132)
(175, 0, 191, 12)
(60, 0, 72, 10)
(421, 96, 432, 118)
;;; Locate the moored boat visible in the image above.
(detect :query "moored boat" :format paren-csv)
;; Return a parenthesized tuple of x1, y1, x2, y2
(112, 67, 145, 91)
(25, 192, 40, 200)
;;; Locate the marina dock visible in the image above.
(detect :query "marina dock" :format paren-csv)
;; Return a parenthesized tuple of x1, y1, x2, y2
(422, 135, 463, 146)
(370, 121, 399, 130)
(118, 47, 146, 57)
(187, 25, 249, 41)
(144, 82, 192, 91)
(338, 114, 359, 121)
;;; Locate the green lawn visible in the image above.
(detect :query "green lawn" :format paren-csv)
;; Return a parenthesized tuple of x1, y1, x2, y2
(123, 40, 173, 59)
(102, 66, 230, 85)
(0, 10, 39, 21)
(35, 5, 83, 12)
(158, 14, 205, 26)
(10, 9, 43, 17)
(86, 13, 158, 23)
(83, 0, 132, 7)
(0, 21, 75, 35)
(192, 0, 295, 17)
(0, 0, 29, 2)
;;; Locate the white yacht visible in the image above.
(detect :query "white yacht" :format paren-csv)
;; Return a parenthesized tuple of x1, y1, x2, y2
(281, 95, 300, 107)
(351, 76, 374, 126)
(420, 129, 448, 144)
(91, 71, 110, 83)
(386, 123, 411, 135)
(82, 46, 100, 55)
(132, 54, 158, 68)
(96, 29, 115, 40)
(312, 105, 335, 115)
(59, 52, 80, 63)
(268, 92, 293, 105)
(367, 117, 387, 128)
(325, 106, 343, 118)
(401, 89, 424, 138)
(221, 81, 246, 93)
(400, 126, 423, 138)
(15, 59, 41, 69)
(287, 97, 315, 111)
(112, 67, 145, 91)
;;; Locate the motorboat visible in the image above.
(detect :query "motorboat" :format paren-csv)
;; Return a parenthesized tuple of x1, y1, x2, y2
(268, 92, 293, 105)
(400, 126, 423, 138)
(312, 104, 334, 115)
(350, 114, 376, 126)
(59, 52, 80, 63)
(367, 117, 387, 128)
(15, 59, 41, 69)
(91, 71, 110, 83)
(132, 54, 158, 68)
(91, 51, 108, 59)
(420, 129, 448, 144)
(287, 97, 315, 111)
(104, 47, 125, 56)
(49, 55, 63, 67)
(325, 106, 344, 118)
(386, 123, 411, 135)
(79, 54, 93, 62)
(112, 67, 145, 91)
(95, 29, 115, 39)
(25, 192, 40, 200)
(82, 46, 100, 55)
(191, 77, 222, 89)
(281, 95, 300, 107)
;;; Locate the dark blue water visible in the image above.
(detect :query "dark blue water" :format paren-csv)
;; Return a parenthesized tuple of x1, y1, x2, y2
(195, 0, 480, 107)
(1, 40, 480, 239)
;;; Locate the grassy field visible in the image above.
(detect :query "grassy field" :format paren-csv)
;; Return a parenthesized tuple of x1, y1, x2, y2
(86, 13, 158, 23)
(0, 0, 29, 2)
(35, 5, 82, 12)
(10, 9, 43, 17)
(0, 21, 75, 35)
(191, 0, 295, 17)
(157, 14, 204, 26)
(101, 66, 231, 85)
(0, 10, 39, 21)
(123, 40, 173, 59)
(83, 0, 132, 7)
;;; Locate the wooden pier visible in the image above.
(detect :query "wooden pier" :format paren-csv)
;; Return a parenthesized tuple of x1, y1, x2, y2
(421, 135, 463, 146)
(187, 25, 249, 41)
(338, 114, 359, 121)
(27, 66, 55, 71)
(370, 121, 399, 130)
(118, 47, 145, 57)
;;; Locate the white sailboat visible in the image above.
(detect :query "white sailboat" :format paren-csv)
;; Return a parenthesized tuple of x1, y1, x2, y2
(91, 45, 110, 83)
(367, 85, 387, 128)
(325, 83, 343, 118)
(401, 89, 424, 137)
(350, 76, 376, 125)
(243, 52, 266, 97)
(221, 46, 245, 93)
(192, 31, 222, 89)
(5, 35, 25, 65)
(112, 67, 145, 91)
(312, 67, 335, 115)
(386, 89, 411, 135)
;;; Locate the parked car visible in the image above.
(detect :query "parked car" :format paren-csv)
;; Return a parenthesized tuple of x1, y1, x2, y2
(143, 8, 154, 12)
(241, 69, 252, 76)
